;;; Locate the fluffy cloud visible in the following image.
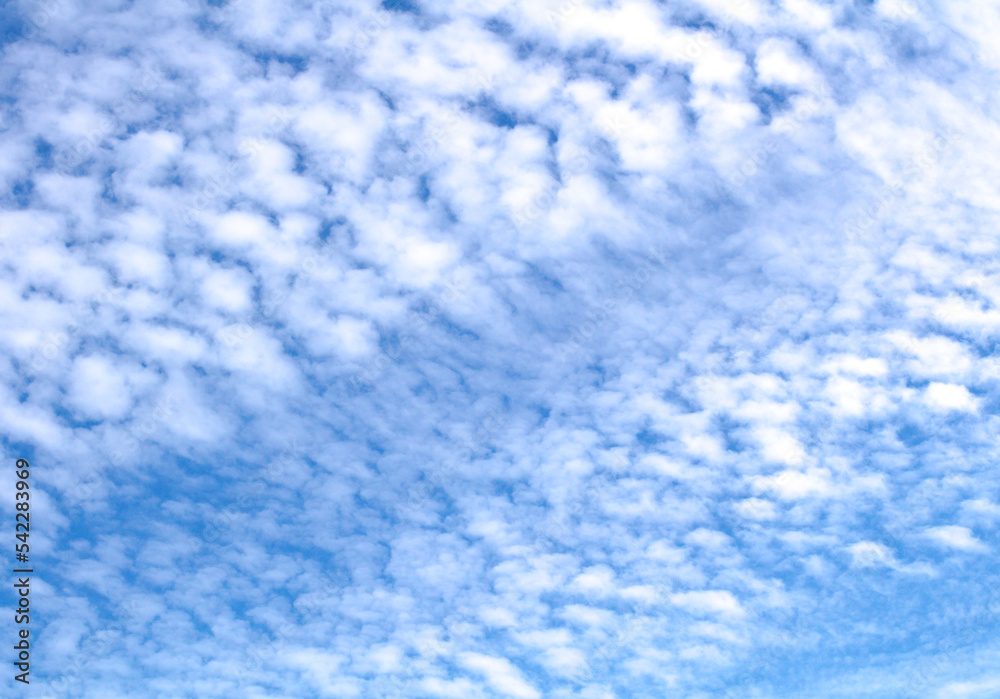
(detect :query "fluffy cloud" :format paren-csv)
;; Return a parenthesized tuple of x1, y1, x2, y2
(1, 0, 998, 696)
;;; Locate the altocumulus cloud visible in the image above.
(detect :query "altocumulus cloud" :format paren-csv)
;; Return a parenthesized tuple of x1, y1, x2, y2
(2, 0, 1000, 696)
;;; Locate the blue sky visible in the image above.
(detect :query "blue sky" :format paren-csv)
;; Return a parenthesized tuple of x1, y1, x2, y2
(2, 0, 1000, 696)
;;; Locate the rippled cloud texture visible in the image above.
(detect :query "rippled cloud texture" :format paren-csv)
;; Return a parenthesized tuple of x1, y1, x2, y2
(2, 0, 1000, 696)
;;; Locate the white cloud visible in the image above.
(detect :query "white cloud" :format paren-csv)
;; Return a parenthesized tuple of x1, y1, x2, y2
(752, 468, 832, 500)
(923, 382, 979, 413)
(3, 0, 998, 696)
(847, 541, 898, 569)
(735, 497, 778, 521)
(670, 590, 746, 618)
(66, 354, 135, 421)
(570, 565, 617, 597)
(755, 38, 823, 90)
(924, 525, 988, 553)
(459, 653, 541, 699)
(934, 676, 1000, 698)
(752, 426, 808, 466)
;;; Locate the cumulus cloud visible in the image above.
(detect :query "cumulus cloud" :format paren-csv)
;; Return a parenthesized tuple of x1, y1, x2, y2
(459, 653, 541, 699)
(925, 525, 988, 553)
(1, 0, 998, 696)
(671, 590, 747, 618)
